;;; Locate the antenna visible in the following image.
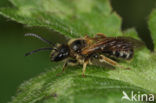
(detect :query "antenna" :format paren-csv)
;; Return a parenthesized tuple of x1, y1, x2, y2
(25, 47, 53, 56)
(24, 33, 52, 45)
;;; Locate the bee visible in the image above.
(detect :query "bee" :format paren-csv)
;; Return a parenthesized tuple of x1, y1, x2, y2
(25, 33, 143, 76)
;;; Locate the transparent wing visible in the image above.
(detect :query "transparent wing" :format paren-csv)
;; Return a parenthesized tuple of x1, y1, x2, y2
(81, 36, 145, 55)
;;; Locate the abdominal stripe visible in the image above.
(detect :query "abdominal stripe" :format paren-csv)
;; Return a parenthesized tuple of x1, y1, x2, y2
(103, 50, 133, 59)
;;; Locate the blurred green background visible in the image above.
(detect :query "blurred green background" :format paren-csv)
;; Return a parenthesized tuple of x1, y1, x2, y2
(0, 0, 156, 103)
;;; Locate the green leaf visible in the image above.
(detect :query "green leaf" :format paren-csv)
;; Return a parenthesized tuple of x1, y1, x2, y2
(0, 0, 122, 38)
(148, 9, 156, 48)
(0, 0, 156, 103)
(10, 66, 149, 103)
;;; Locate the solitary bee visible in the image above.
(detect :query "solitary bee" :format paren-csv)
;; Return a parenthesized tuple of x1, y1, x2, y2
(25, 33, 143, 76)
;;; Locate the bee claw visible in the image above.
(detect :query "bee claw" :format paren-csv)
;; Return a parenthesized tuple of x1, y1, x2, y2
(125, 67, 131, 70)
(82, 74, 85, 77)
(56, 72, 63, 76)
(56, 73, 61, 76)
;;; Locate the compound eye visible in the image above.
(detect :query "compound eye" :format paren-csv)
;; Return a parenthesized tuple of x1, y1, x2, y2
(60, 46, 68, 53)
(71, 39, 86, 53)
(50, 44, 69, 61)
(73, 45, 79, 52)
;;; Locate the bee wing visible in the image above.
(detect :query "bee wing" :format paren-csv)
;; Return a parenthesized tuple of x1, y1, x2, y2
(81, 37, 144, 55)
(117, 36, 145, 49)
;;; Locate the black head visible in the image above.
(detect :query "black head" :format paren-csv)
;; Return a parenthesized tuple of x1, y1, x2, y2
(69, 39, 86, 53)
(50, 44, 70, 61)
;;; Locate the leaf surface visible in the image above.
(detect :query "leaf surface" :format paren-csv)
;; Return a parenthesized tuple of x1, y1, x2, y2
(0, 0, 156, 103)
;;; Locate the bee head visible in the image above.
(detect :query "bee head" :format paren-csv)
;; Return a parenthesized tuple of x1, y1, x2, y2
(24, 33, 70, 61)
(50, 44, 70, 61)
(69, 39, 87, 53)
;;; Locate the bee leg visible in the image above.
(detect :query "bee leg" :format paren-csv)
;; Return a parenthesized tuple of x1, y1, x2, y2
(99, 55, 128, 69)
(56, 59, 78, 76)
(84, 35, 94, 45)
(62, 61, 68, 72)
(95, 33, 106, 38)
(82, 60, 89, 77)
(62, 59, 78, 72)
(56, 61, 68, 76)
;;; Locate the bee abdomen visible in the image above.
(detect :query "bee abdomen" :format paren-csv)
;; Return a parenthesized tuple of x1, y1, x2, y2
(113, 50, 133, 59)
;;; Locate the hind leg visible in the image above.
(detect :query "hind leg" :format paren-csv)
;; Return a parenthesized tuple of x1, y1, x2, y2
(99, 55, 129, 69)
